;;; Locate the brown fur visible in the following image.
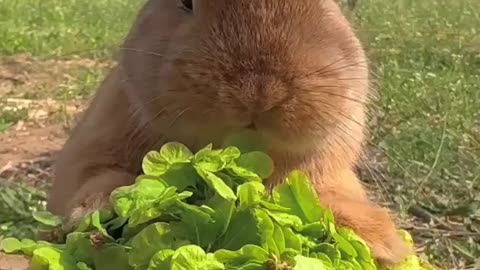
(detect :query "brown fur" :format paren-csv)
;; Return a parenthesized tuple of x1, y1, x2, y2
(48, 0, 411, 264)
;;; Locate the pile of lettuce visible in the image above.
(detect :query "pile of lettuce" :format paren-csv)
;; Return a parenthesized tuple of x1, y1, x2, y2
(0, 142, 434, 270)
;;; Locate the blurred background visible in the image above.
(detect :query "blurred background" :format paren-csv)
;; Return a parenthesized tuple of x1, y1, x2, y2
(0, 0, 478, 269)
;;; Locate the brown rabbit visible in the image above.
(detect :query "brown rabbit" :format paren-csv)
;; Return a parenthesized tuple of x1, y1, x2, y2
(47, 0, 411, 264)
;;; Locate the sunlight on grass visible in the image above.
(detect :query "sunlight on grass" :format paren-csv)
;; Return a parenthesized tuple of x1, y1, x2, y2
(0, 0, 144, 58)
(353, 0, 480, 266)
(356, 0, 479, 211)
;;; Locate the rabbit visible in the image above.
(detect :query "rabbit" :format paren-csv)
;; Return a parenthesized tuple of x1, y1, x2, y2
(47, 0, 411, 264)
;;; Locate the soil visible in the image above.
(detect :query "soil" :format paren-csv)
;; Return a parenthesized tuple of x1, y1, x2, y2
(0, 54, 107, 97)
(0, 125, 65, 169)
(0, 124, 65, 188)
(0, 253, 30, 270)
(0, 55, 97, 184)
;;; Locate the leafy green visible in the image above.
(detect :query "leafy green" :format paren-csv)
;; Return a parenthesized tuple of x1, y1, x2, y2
(196, 169, 236, 201)
(128, 223, 177, 269)
(0, 181, 47, 239)
(148, 249, 175, 270)
(1, 142, 434, 270)
(237, 182, 265, 210)
(160, 143, 193, 164)
(173, 202, 216, 247)
(215, 245, 269, 268)
(32, 211, 64, 227)
(236, 152, 274, 179)
(272, 170, 323, 223)
(170, 245, 224, 270)
(0, 238, 22, 253)
(94, 246, 132, 270)
(294, 255, 328, 270)
(142, 151, 169, 177)
(31, 247, 78, 270)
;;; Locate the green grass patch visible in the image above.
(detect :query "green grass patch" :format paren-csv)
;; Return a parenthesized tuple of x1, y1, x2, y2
(353, 0, 480, 266)
(0, 108, 28, 133)
(0, 180, 47, 239)
(0, 0, 144, 58)
(54, 68, 106, 100)
(355, 0, 480, 215)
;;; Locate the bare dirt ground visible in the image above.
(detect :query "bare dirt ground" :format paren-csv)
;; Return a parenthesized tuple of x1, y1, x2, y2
(0, 55, 97, 185)
(0, 54, 105, 97)
(0, 253, 30, 270)
(0, 125, 64, 184)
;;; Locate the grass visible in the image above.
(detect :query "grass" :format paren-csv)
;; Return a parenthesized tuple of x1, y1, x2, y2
(352, 1, 480, 267)
(0, 108, 28, 133)
(0, 0, 144, 58)
(0, 180, 47, 239)
(0, 0, 479, 268)
(356, 0, 480, 202)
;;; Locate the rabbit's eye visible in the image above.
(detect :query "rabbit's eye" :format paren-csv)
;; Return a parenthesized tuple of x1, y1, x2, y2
(180, 0, 193, 11)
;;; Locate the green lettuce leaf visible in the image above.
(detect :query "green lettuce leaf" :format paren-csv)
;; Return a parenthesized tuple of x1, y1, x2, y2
(195, 168, 236, 201)
(170, 245, 224, 270)
(32, 211, 63, 227)
(214, 245, 269, 268)
(273, 171, 323, 224)
(160, 142, 193, 164)
(31, 247, 78, 270)
(2, 142, 436, 270)
(237, 182, 265, 210)
(215, 210, 262, 251)
(128, 223, 178, 269)
(142, 150, 170, 176)
(0, 237, 22, 253)
(236, 152, 274, 179)
(294, 255, 329, 270)
(173, 202, 217, 248)
(148, 249, 175, 270)
(110, 177, 168, 218)
(94, 245, 132, 270)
